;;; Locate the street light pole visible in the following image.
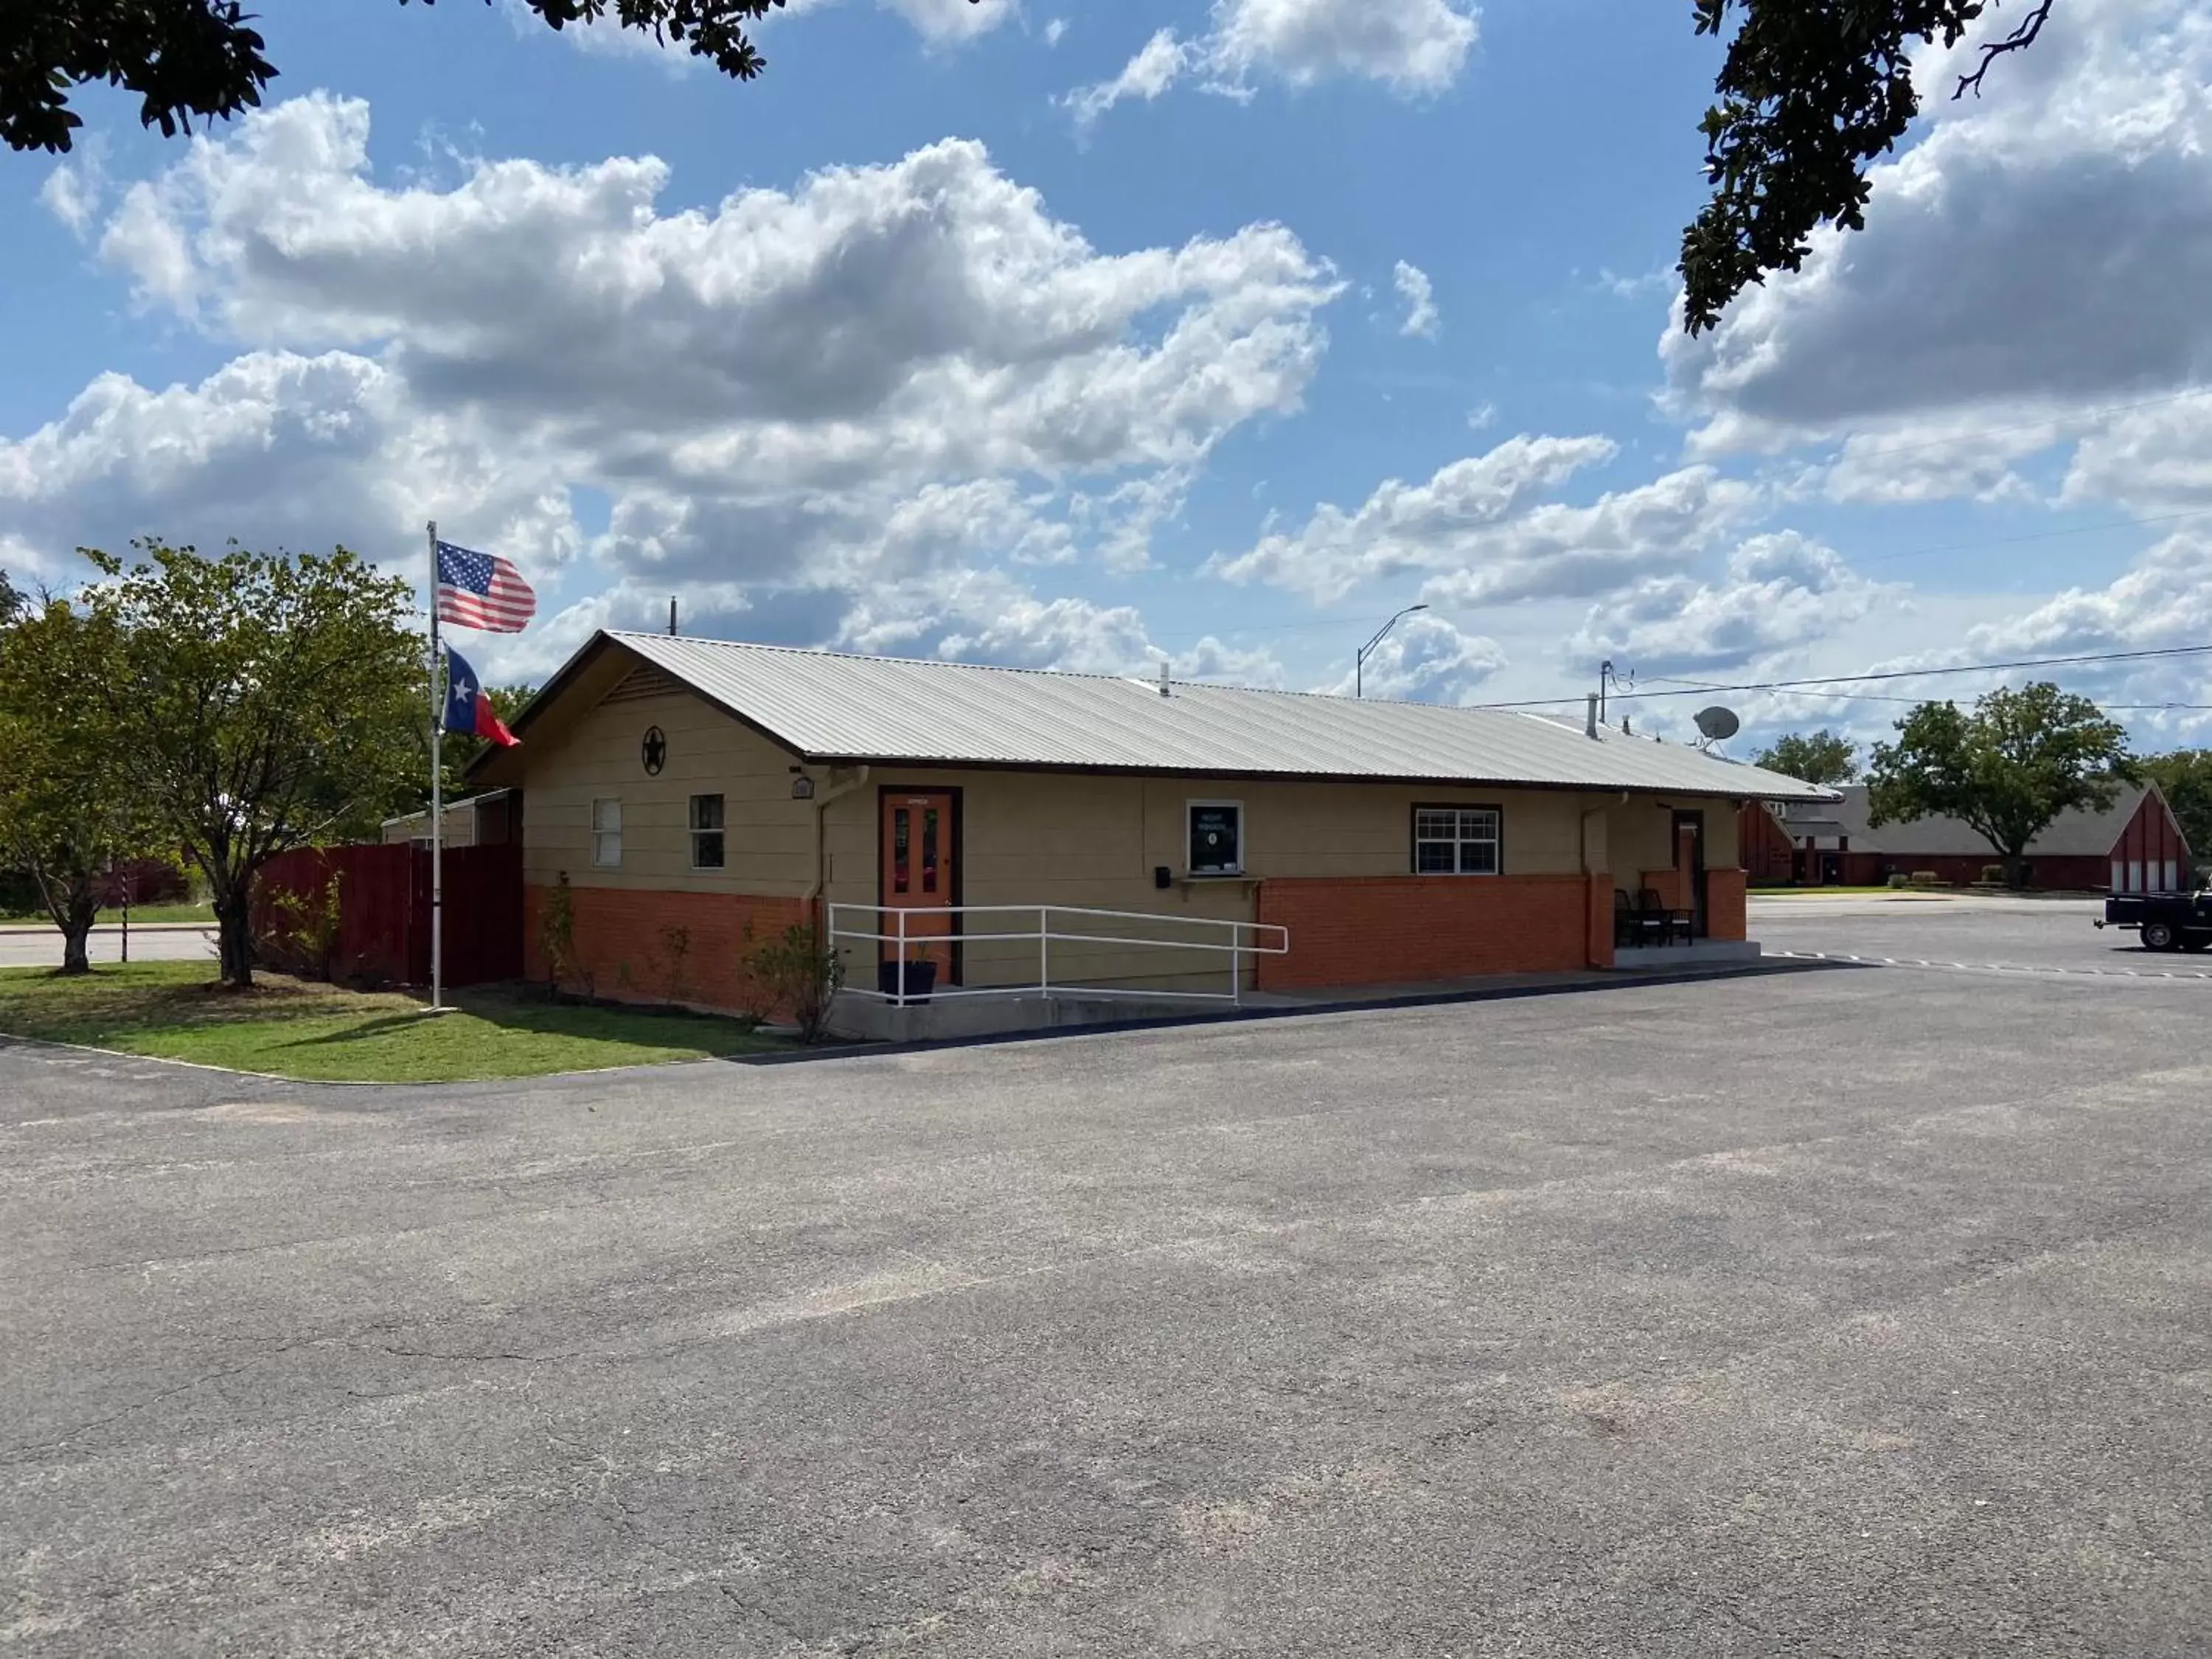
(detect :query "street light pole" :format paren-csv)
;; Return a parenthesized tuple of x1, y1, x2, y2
(1355, 604, 1429, 698)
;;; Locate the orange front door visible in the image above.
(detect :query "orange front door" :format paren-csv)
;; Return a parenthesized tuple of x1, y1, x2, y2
(880, 791, 957, 978)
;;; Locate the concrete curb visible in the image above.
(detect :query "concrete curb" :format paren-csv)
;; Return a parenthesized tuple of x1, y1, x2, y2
(726, 956, 1856, 1066)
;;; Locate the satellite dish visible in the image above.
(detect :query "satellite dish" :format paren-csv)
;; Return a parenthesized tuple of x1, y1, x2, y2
(1694, 705, 1741, 743)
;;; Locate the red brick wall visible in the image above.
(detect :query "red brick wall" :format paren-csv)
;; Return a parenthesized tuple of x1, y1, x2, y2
(523, 883, 807, 1013)
(1706, 869, 1747, 940)
(1583, 872, 1615, 970)
(1255, 875, 1599, 991)
(1736, 804, 1796, 883)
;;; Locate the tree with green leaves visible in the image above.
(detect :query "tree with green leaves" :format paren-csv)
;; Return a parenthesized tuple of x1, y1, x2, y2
(2135, 751, 2212, 876)
(1753, 729, 1860, 786)
(79, 540, 424, 987)
(0, 568, 22, 627)
(2, 0, 858, 153)
(1866, 681, 2130, 888)
(0, 597, 155, 973)
(1683, 0, 2053, 333)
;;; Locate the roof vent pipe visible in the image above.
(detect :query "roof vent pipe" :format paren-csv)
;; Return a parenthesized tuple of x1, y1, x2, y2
(1159, 659, 1172, 697)
(1585, 692, 1599, 738)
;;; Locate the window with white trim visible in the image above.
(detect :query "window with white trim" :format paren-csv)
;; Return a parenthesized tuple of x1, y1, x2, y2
(592, 797, 622, 867)
(1413, 805, 1501, 875)
(689, 794, 726, 869)
(1186, 800, 1244, 875)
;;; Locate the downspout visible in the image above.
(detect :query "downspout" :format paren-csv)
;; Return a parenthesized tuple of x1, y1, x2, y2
(803, 762, 872, 937)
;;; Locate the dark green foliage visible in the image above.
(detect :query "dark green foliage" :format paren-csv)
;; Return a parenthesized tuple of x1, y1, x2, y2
(1865, 681, 2130, 887)
(1752, 729, 1859, 786)
(2135, 750, 2212, 868)
(1681, 0, 2053, 333)
(3, 0, 799, 153)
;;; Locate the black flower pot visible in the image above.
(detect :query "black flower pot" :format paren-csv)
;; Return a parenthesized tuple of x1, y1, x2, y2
(877, 959, 938, 1003)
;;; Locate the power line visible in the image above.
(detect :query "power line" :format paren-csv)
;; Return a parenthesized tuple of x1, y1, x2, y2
(1641, 672, 2212, 714)
(1474, 643, 2212, 712)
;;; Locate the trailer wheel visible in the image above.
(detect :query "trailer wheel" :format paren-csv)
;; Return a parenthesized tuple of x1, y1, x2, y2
(2143, 922, 2178, 951)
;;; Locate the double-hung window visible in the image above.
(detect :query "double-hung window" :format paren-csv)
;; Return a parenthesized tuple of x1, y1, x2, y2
(591, 798, 622, 867)
(689, 794, 726, 869)
(1413, 805, 1500, 876)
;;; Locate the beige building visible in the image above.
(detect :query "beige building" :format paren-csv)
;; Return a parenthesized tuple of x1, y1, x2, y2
(472, 633, 1835, 1018)
(380, 790, 518, 849)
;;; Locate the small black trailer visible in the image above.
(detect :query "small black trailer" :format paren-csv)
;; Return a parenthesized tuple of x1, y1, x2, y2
(2096, 890, 2212, 952)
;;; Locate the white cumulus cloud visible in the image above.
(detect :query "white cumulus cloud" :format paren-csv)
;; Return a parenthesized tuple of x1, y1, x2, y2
(1393, 260, 1439, 338)
(3, 93, 1346, 681)
(1062, 0, 1476, 128)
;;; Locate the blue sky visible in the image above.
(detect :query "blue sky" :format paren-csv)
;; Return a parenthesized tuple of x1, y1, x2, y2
(3, 0, 2208, 754)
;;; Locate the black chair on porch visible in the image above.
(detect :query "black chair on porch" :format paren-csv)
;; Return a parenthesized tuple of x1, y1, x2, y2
(1615, 888, 1666, 948)
(1637, 887, 1695, 945)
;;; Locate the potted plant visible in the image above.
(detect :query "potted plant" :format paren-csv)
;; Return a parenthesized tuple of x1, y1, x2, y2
(876, 942, 939, 1002)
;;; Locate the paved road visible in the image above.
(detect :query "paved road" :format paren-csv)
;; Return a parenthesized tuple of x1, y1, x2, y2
(0, 926, 215, 969)
(4, 935, 2210, 1655)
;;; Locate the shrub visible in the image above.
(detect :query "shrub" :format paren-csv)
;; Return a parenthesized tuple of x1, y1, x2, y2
(539, 872, 580, 998)
(740, 920, 844, 1043)
(661, 925, 692, 1004)
(267, 868, 344, 980)
(1885, 873, 1910, 889)
(1908, 870, 1942, 888)
(1979, 864, 2006, 886)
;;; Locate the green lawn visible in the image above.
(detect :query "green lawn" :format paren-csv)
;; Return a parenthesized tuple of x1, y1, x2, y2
(0, 901, 215, 927)
(0, 960, 788, 1082)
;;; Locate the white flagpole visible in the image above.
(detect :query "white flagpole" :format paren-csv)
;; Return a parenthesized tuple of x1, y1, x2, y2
(427, 520, 445, 1012)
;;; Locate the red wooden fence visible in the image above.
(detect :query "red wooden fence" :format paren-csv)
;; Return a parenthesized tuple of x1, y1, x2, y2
(254, 844, 523, 987)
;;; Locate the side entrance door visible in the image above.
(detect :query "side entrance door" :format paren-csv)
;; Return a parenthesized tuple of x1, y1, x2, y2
(1672, 809, 1708, 936)
(880, 790, 959, 981)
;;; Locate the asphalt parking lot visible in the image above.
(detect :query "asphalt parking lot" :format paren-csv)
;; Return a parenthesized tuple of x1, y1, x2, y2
(1752, 892, 2207, 978)
(5, 902, 2210, 1657)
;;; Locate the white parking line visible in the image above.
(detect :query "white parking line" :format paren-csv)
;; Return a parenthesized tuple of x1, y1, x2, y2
(1769, 950, 2212, 982)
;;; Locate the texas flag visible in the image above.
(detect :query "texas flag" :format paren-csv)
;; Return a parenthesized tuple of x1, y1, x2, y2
(443, 645, 520, 748)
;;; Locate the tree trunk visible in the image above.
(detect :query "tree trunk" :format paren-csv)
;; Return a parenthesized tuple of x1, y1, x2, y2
(57, 909, 94, 975)
(44, 874, 99, 975)
(2003, 849, 2030, 890)
(214, 886, 255, 988)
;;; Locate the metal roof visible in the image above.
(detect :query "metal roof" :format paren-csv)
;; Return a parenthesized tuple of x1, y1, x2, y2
(559, 631, 1840, 802)
(1783, 784, 2164, 858)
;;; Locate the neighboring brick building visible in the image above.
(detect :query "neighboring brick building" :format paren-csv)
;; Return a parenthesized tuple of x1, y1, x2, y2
(470, 631, 1837, 1015)
(1767, 784, 2191, 891)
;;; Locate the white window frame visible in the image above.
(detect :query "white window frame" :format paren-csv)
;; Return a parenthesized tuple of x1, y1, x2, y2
(689, 793, 726, 871)
(1413, 804, 1503, 877)
(1186, 799, 1245, 877)
(591, 797, 622, 868)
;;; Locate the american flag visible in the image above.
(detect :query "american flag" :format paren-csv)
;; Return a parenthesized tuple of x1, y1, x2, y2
(435, 540, 536, 633)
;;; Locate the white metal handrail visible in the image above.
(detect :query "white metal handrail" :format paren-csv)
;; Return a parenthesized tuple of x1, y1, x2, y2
(827, 902, 1290, 1007)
